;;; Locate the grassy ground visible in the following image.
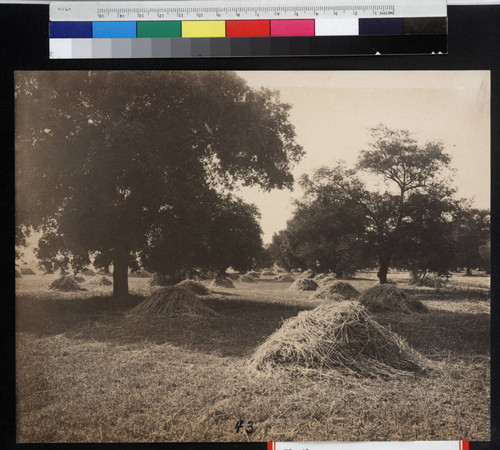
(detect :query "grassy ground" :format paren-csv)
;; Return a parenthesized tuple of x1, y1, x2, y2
(16, 271, 490, 442)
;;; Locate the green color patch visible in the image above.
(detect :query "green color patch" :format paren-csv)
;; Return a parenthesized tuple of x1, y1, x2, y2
(137, 21, 181, 38)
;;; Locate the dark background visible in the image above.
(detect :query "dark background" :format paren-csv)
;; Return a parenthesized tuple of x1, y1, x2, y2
(0, 3, 498, 450)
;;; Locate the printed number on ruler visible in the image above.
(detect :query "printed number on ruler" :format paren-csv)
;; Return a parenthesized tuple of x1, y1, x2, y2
(50, 0, 448, 21)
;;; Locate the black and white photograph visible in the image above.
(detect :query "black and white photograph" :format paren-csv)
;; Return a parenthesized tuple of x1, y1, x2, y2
(15, 70, 490, 442)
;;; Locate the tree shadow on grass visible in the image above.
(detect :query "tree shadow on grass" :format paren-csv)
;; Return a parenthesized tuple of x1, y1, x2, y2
(17, 293, 489, 360)
(373, 310, 490, 357)
(16, 294, 144, 336)
(16, 294, 308, 358)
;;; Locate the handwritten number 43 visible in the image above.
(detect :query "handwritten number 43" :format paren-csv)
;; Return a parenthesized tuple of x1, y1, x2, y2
(235, 420, 253, 435)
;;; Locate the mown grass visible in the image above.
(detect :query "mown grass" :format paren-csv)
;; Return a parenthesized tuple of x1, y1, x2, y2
(16, 272, 490, 442)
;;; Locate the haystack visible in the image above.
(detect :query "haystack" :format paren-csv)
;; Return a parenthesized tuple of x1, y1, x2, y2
(81, 268, 95, 276)
(49, 275, 84, 291)
(21, 268, 35, 275)
(289, 278, 318, 291)
(247, 271, 260, 278)
(274, 273, 295, 282)
(150, 273, 170, 286)
(71, 275, 85, 283)
(130, 286, 218, 318)
(225, 273, 240, 280)
(314, 273, 329, 281)
(359, 285, 428, 314)
(312, 281, 359, 300)
(249, 303, 431, 377)
(209, 277, 235, 289)
(130, 269, 151, 278)
(177, 280, 211, 296)
(301, 269, 315, 278)
(261, 270, 275, 276)
(240, 274, 257, 283)
(317, 275, 338, 286)
(92, 276, 112, 286)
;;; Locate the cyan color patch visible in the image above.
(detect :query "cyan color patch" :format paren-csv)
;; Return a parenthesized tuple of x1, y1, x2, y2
(92, 22, 136, 38)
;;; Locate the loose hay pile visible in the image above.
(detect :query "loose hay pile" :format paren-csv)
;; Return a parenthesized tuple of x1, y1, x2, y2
(225, 273, 240, 280)
(301, 269, 315, 278)
(209, 277, 235, 289)
(130, 286, 218, 318)
(289, 278, 318, 291)
(81, 268, 95, 276)
(240, 274, 257, 283)
(150, 273, 170, 286)
(177, 280, 211, 295)
(312, 281, 359, 300)
(91, 276, 112, 286)
(130, 269, 151, 278)
(247, 271, 261, 278)
(49, 276, 85, 291)
(317, 275, 338, 286)
(71, 275, 85, 283)
(314, 273, 332, 281)
(359, 284, 428, 314)
(249, 303, 432, 377)
(261, 270, 275, 276)
(274, 273, 295, 282)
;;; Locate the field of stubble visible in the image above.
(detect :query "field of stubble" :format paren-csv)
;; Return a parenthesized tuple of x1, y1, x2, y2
(16, 270, 490, 442)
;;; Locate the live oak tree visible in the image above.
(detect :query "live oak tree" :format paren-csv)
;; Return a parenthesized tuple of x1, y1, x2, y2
(141, 193, 264, 281)
(272, 193, 370, 278)
(300, 125, 454, 284)
(391, 190, 458, 284)
(15, 71, 303, 296)
(452, 207, 490, 276)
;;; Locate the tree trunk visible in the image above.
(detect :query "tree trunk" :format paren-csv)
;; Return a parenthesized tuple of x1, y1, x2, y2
(104, 265, 110, 274)
(113, 250, 129, 297)
(377, 254, 391, 284)
(465, 266, 472, 276)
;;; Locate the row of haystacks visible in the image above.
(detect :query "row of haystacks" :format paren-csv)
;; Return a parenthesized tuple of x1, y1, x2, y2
(49, 276, 84, 291)
(289, 276, 428, 315)
(249, 302, 433, 377)
(49, 274, 112, 291)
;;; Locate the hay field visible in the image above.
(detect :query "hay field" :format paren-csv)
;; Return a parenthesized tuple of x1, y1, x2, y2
(16, 271, 490, 442)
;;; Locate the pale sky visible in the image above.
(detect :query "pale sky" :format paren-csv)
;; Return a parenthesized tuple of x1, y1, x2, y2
(236, 71, 491, 243)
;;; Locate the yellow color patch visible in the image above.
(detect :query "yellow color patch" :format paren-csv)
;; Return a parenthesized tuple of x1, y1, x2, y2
(181, 21, 226, 38)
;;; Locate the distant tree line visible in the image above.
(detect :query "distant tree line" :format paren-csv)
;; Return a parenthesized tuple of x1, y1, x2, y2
(269, 125, 490, 284)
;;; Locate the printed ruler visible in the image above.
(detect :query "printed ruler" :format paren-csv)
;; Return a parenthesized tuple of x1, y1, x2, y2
(50, 0, 447, 21)
(49, 0, 448, 58)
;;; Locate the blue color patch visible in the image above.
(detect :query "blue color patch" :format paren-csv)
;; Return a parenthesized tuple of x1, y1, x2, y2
(49, 22, 92, 38)
(92, 22, 137, 38)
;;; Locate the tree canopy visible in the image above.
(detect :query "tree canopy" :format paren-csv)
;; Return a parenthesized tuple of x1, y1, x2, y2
(285, 124, 456, 283)
(15, 71, 304, 295)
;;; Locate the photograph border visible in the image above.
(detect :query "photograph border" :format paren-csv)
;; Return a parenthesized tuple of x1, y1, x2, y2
(1, 4, 498, 450)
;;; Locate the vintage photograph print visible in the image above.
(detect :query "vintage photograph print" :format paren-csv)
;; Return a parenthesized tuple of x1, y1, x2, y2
(15, 70, 490, 442)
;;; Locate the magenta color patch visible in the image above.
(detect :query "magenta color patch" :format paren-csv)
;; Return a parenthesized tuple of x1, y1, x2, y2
(270, 20, 315, 37)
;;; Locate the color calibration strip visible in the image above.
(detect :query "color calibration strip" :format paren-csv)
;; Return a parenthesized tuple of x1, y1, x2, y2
(267, 442, 469, 450)
(50, 18, 447, 58)
(49, 0, 447, 58)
